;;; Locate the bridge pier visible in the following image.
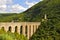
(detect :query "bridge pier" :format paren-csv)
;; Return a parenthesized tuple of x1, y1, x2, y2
(5, 26, 8, 32)
(27, 25, 29, 39)
(31, 25, 33, 36)
(11, 26, 15, 33)
(22, 25, 26, 36)
(34, 25, 37, 33)
(17, 26, 20, 34)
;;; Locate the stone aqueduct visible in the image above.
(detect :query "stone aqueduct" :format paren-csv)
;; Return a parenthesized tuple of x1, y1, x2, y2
(0, 22, 40, 39)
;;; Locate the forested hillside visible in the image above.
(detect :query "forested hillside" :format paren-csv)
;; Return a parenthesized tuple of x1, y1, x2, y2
(0, 13, 25, 22)
(25, 0, 60, 40)
(23, 0, 60, 22)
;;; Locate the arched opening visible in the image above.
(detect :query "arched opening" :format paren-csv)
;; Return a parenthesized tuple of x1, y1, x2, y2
(33, 25, 34, 33)
(25, 25, 27, 37)
(36, 25, 37, 30)
(20, 26, 22, 34)
(8, 26, 11, 32)
(1, 27, 5, 31)
(36, 25, 39, 31)
(15, 26, 18, 32)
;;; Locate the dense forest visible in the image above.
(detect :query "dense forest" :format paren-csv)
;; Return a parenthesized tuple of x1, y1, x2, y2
(0, 0, 60, 40)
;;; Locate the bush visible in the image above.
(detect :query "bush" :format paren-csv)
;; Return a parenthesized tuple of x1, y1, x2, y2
(0, 29, 28, 40)
(0, 34, 14, 40)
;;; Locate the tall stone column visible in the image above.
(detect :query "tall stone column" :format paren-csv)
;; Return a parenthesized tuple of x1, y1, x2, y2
(31, 25, 33, 36)
(11, 26, 15, 33)
(22, 25, 26, 36)
(29, 25, 31, 38)
(34, 25, 37, 33)
(27, 25, 29, 39)
(17, 26, 20, 34)
(0, 24, 1, 29)
(4, 26, 8, 32)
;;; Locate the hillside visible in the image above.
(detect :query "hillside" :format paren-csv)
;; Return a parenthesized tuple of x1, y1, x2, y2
(0, 13, 25, 22)
(24, 0, 60, 40)
(23, 0, 60, 22)
(19, 0, 60, 40)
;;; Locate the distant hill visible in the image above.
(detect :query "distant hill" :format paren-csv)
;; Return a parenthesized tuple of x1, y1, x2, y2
(0, 13, 25, 22)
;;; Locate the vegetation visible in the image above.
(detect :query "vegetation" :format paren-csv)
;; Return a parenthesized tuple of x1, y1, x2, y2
(30, 21, 60, 40)
(27, 0, 60, 40)
(0, 0, 60, 40)
(0, 28, 28, 40)
(0, 13, 25, 22)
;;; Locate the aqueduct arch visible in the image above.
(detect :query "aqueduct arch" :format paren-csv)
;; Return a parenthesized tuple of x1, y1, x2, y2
(0, 22, 40, 39)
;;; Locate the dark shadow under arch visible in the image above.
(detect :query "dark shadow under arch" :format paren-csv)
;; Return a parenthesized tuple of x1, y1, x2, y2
(15, 26, 18, 32)
(8, 26, 11, 32)
(20, 25, 23, 34)
(25, 25, 27, 37)
(33, 25, 34, 33)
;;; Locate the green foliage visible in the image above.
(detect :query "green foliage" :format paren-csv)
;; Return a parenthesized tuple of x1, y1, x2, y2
(0, 34, 14, 40)
(0, 29, 28, 40)
(30, 21, 60, 40)
(0, 13, 25, 22)
(24, 0, 60, 40)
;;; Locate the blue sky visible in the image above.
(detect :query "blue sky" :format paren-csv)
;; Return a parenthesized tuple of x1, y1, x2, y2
(0, 0, 42, 13)
(13, 0, 40, 7)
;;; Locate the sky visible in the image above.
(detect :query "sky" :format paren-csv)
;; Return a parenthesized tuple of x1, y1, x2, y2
(0, 0, 42, 13)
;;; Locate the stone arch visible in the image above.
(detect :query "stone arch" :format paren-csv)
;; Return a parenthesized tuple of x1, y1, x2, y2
(15, 26, 18, 32)
(8, 26, 12, 32)
(20, 25, 23, 34)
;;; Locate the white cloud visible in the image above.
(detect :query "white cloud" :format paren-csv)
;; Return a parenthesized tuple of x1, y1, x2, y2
(10, 4, 27, 13)
(26, 1, 38, 8)
(26, 0, 43, 8)
(0, 0, 6, 5)
(0, 5, 6, 8)
(0, 0, 13, 13)
(0, 0, 40, 13)
(0, 0, 12, 5)
(40, 0, 43, 1)
(0, 5, 7, 13)
(0, 0, 27, 13)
